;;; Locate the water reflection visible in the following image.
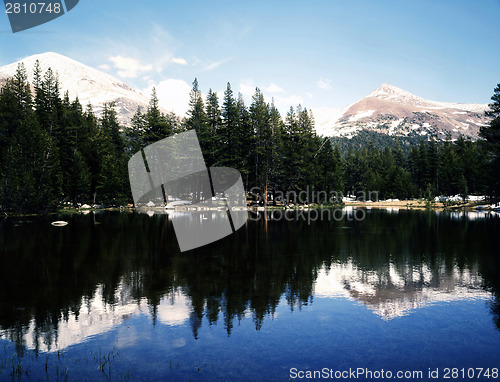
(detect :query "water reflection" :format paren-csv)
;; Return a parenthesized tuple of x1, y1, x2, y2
(0, 283, 191, 352)
(0, 209, 499, 353)
(315, 260, 489, 320)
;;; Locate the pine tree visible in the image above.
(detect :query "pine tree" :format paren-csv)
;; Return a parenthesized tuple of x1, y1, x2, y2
(267, 102, 284, 201)
(284, 106, 318, 194)
(480, 83, 500, 200)
(332, 144, 344, 194)
(378, 147, 396, 199)
(37, 67, 62, 138)
(235, 93, 253, 186)
(392, 137, 405, 168)
(438, 139, 462, 196)
(1, 115, 61, 212)
(0, 64, 32, 164)
(205, 89, 221, 166)
(96, 102, 128, 205)
(426, 139, 439, 194)
(416, 140, 430, 194)
(127, 106, 147, 154)
(143, 88, 173, 145)
(0, 65, 61, 212)
(282, 107, 298, 193)
(314, 139, 343, 203)
(82, 103, 102, 203)
(184, 79, 209, 157)
(249, 88, 271, 203)
(218, 82, 239, 168)
(58, 92, 91, 205)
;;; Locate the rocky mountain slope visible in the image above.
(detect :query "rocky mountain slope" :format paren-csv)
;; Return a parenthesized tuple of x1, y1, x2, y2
(316, 84, 491, 139)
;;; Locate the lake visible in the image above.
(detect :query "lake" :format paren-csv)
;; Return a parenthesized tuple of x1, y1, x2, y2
(0, 208, 499, 381)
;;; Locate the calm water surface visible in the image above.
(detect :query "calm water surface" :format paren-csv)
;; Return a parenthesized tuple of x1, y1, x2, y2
(0, 209, 499, 381)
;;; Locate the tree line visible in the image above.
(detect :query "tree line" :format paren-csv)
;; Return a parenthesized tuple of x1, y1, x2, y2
(0, 63, 131, 212)
(0, 62, 499, 213)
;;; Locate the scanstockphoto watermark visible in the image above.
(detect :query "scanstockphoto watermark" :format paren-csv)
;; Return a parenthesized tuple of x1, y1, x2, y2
(128, 130, 248, 252)
(248, 206, 367, 224)
(3, 0, 80, 33)
(248, 186, 380, 205)
(289, 367, 500, 380)
(289, 367, 425, 380)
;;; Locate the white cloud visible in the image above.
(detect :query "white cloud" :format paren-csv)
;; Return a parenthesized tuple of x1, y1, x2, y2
(239, 82, 256, 98)
(264, 83, 284, 93)
(273, 95, 304, 112)
(237, 81, 304, 115)
(170, 57, 188, 66)
(317, 78, 332, 90)
(204, 58, 232, 71)
(143, 79, 192, 116)
(98, 64, 110, 70)
(157, 293, 191, 327)
(109, 55, 153, 78)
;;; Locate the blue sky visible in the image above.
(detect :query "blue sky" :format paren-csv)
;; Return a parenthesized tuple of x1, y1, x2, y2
(1, 0, 499, 116)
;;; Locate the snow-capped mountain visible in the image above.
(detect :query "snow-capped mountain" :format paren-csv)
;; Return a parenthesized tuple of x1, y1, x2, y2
(0, 54, 491, 138)
(0, 52, 152, 124)
(315, 84, 491, 139)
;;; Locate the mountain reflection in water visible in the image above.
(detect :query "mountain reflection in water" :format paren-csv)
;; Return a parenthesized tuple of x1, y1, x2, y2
(0, 208, 499, 353)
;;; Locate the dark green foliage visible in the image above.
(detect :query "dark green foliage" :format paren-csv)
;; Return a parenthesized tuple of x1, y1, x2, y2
(281, 106, 317, 194)
(234, 93, 254, 186)
(0, 70, 498, 213)
(204, 88, 222, 166)
(217, 82, 240, 168)
(482, 84, 500, 145)
(57, 93, 91, 205)
(95, 102, 128, 205)
(249, 88, 273, 196)
(0, 114, 61, 213)
(314, 140, 343, 202)
(143, 88, 178, 146)
(0, 64, 32, 164)
(0, 64, 133, 212)
(0, 64, 61, 212)
(480, 84, 500, 200)
(184, 79, 209, 157)
(331, 130, 428, 155)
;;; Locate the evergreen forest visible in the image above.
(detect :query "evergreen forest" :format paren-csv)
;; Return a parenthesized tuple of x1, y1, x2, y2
(1, 62, 499, 213)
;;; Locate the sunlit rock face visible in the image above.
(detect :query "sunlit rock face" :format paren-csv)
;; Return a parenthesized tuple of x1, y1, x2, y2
(315, 84, 490, 139)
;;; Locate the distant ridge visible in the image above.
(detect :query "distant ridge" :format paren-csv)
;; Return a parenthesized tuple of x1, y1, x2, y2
(314, 84, 490, 139)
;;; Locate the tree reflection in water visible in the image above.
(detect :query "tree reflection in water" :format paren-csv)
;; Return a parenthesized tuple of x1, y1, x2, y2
(0, 209, 499, 352)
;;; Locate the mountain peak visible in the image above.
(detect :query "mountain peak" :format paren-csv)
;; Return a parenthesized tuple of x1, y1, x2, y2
(9, 52, 82, 70)
(28, 51, 67, 59)
(375, 83, 404, 93)
(368, 83, 420, 101)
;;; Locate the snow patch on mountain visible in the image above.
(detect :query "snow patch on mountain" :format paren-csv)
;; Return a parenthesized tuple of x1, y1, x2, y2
(369, 83, 487, 113)
(349, 109, 374, 122)
(312, 106, 347, 136)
